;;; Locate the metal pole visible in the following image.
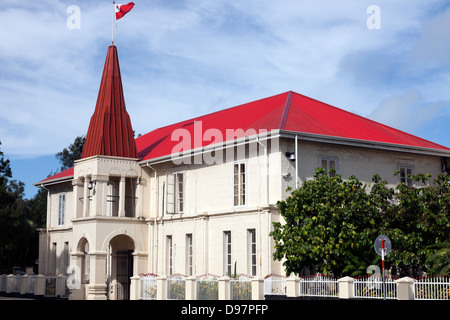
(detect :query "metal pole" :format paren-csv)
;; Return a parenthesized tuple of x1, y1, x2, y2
(381, 239, 386, 300)
(295, 135, 298, 188)
(112, 1, 115, 45)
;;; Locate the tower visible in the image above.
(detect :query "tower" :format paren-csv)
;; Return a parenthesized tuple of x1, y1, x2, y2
(70, 45, 144, 300)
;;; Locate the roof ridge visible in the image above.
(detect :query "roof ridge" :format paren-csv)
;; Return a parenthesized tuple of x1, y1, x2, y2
(278, 91, 293, 130)
(136, 91, 290, 141)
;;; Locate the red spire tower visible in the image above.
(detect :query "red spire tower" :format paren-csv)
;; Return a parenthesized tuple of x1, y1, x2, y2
(81, 45, 138, 159)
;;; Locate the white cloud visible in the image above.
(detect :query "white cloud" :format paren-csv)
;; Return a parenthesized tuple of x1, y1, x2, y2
(1, 0, 450, 161)
(369, 89, 445, 133)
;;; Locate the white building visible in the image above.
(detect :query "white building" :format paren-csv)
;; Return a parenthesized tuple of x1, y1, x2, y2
(35, 45, 450, 300)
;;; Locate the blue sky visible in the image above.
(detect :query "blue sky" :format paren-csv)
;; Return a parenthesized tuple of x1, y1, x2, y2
(1, 0, 450, 198)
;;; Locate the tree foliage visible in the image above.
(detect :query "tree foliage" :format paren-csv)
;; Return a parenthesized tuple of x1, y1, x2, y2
(55, 135, 85, 170)
(0, 136, 85, 273)
(271, 168, 450, 277)
(0, 141, 40, 273)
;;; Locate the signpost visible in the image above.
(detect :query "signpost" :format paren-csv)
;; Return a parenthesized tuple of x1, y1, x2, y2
(374, 235, 391, 300)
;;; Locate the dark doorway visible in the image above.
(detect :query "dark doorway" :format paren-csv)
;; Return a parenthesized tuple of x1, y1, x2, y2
(116, 250, 133, 300)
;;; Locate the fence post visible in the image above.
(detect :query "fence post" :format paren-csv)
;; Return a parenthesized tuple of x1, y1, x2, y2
(130, 275, 140, 300)
(286, 275, 300, 297)
(338, 276, 354, 299)
(218, 276, 230, 300)
(185, 276, 197, 300)
(156, 276, 167, 300)
(56, 275, 64, 297)
(0, 275, 5, 294)
(34, 275, 46, 297)
(396, 277, 414, 300)
(20, 275, 28, 295)
(252, 277, 265, 300)
(5, 274, 13, 295)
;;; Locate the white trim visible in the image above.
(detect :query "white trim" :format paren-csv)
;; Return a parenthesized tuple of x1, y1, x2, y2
(397, 164, 415, 186)
(280, 130, 450, 157)
(139, 130, 281, 166)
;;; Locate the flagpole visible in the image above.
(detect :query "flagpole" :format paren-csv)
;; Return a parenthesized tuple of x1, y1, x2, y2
(112, 1, 115, 45)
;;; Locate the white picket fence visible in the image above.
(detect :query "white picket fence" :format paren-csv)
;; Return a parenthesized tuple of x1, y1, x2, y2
(136, 273, 450, 300)
(353, 275, 398, 300)
(264, 274, 287, 295)
(299, 274, 339, 298)
(414, 275, 450, 300)
(0, 274, 70, 298)
(139, 274, 157, 300)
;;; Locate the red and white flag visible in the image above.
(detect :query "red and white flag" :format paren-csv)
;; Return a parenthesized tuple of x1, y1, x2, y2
(115, 2, 135, 20)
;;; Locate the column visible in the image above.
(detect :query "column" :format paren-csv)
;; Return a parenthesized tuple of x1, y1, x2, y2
(87, 252, 108, 300)
(337, 276, 354, 299)
(286, 274, 300, 297)
(34, 275, 46, 297)
(92, 175, 108, 217)
(218, 276, 230, 300)
(396, 277, 414, 300)
(156, 276, 167, 300)
(130, 275, 141, 300)
(185, 276, 197, 300)
(72, 178, 84, 219)
(69, 251, 85, 300)
(118, 177, 126, 217)
(83, 177, 90, 217)
(252, 277, 265, 300)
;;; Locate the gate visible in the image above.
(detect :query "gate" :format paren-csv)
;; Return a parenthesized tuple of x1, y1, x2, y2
(116, 250, 133, 300)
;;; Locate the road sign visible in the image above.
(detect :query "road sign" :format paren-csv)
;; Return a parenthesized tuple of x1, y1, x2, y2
(374, 235, 391, 300)
(374, 235, 391, 256)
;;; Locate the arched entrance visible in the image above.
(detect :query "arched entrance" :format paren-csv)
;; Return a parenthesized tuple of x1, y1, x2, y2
(72, 237, 90, 300)
(108, 234, 135, 300)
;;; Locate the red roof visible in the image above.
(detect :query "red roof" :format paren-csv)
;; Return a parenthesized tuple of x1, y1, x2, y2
(81, 45, 138, 159)
(136, 91, 450, 161)
(38, 90, 450, 184)
(37, 167, 74, 184)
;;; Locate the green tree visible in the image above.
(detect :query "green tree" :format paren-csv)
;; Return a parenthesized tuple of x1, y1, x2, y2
(271, 168, 450, 277)
(385, 172, 450, 276)
(0, 135, 87, 273)
(0, 141, 38, 272)
(55, 135, 85, 170)
(271, 168, 381, 276)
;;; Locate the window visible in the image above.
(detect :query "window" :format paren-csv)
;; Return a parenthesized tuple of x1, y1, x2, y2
(167, 236, 173, 276)
(64, 242, 70, 274)
(166, 172, 185, 214)
(52, 242, 57, 274)
(176, 173, 184, 213)
(58, 194, 66, 225)
(320, 156, 338, 177)
(248, 229, 257, 276)
(186, 234, 193, 276)
(234, 163, 246, 206)
(224, 231, 232, 276)
(398, 165, 414, 187)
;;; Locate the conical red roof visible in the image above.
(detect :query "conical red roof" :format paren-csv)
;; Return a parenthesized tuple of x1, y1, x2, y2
(81, 45, 138, 159)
